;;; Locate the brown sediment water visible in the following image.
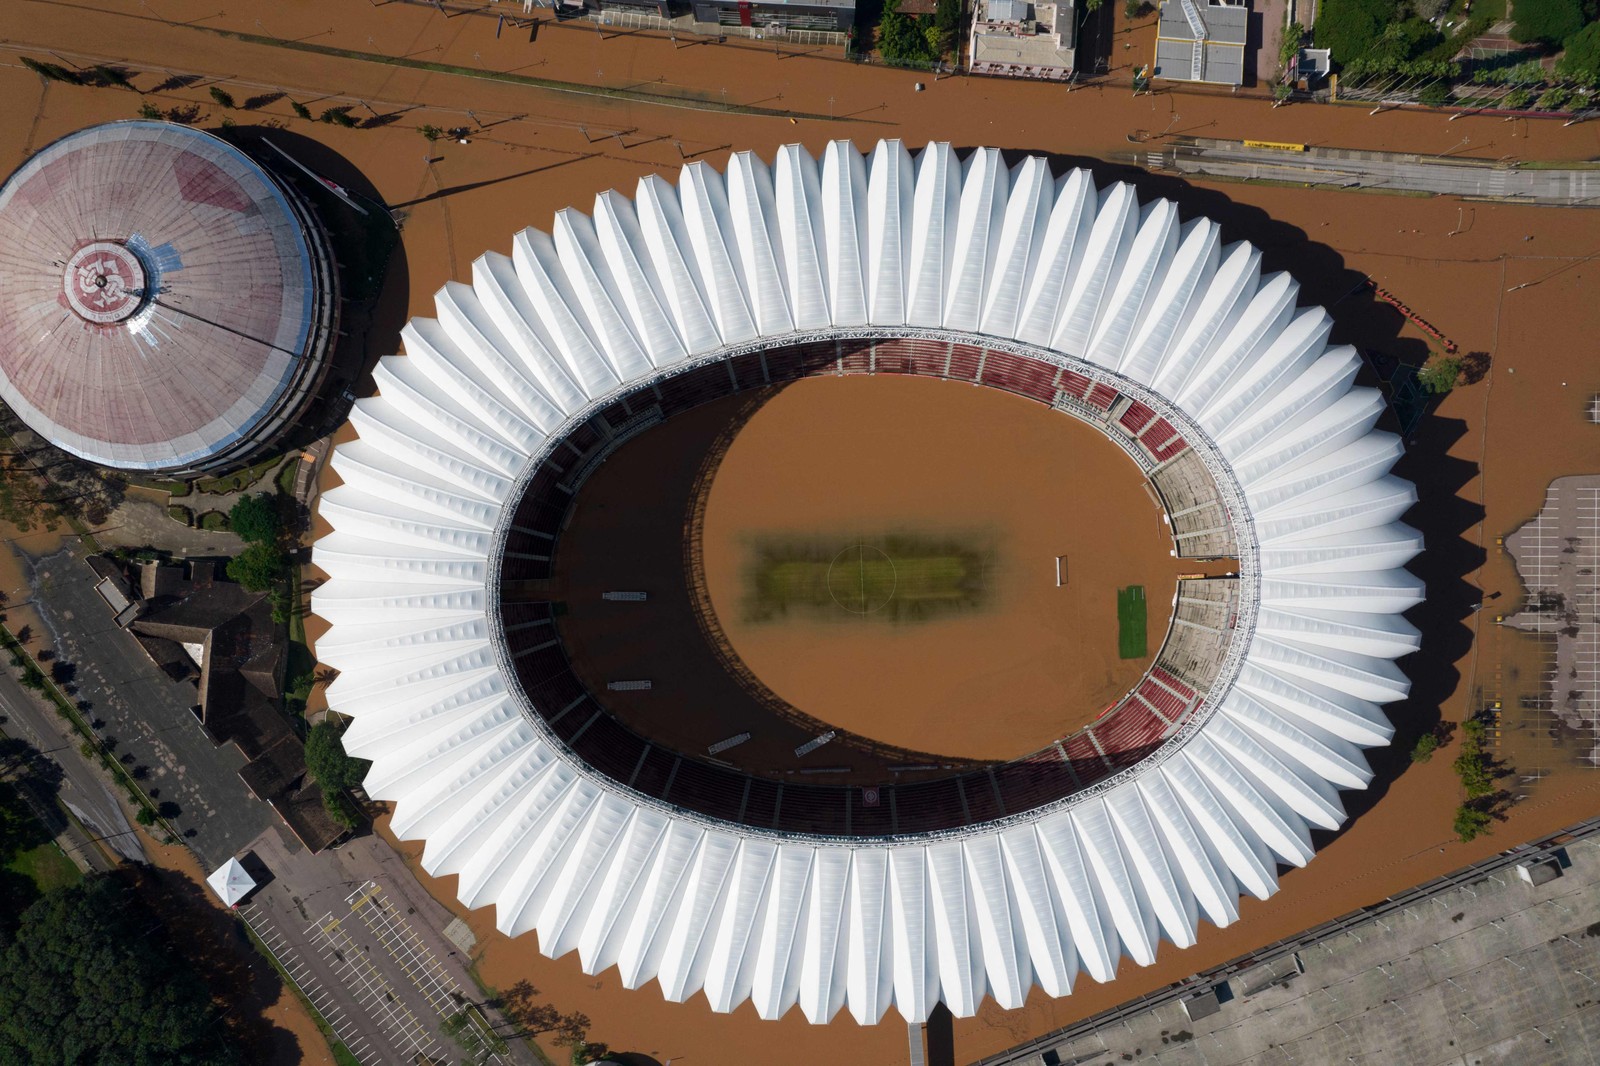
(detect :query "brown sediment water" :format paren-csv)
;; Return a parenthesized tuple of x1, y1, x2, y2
(699, 374, 1175, 762)
(6, 2, 1600, 1059)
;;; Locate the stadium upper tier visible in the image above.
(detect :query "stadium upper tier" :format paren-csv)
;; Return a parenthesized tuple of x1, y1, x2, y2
(313, 140, 1423, 1026)
(0, 121, 337, 474)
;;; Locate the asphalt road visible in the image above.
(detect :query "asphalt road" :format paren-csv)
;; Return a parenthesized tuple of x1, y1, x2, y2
(0, 660, 141, 870)
(1141, 138, 1600, 205)
(20, 545, 272, 868)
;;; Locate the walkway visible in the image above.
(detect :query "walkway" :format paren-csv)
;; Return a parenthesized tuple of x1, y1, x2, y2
(1140, 137, 1600, 205)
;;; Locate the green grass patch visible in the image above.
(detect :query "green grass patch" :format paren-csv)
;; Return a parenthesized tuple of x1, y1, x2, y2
(1117, 585, 1148, 659)
(5, 841, 81, 893)
(193, 453, 282, 496)
(275, 458, 299, 497)
(744, 535, 992, 624)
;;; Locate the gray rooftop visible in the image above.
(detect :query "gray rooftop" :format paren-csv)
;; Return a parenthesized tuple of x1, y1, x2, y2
(1158, 0, 1247, 43)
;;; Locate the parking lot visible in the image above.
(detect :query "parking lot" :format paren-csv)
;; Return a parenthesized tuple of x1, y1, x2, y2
(239, 826, 518, 1065)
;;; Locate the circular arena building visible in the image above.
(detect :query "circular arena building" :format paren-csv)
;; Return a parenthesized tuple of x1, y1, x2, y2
(313, 141, 1423, 1025)
(0, 121, 338, 474)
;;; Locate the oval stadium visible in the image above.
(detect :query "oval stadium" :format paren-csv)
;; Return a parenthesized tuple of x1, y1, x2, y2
(313, 140, 1422, 1026)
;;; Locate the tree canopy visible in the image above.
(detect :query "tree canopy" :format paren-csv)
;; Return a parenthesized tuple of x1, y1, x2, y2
(1314, 0, 1394, 64)
(305, 720, 371, 792)
(1510, 0, 1585, 44)
(227, 492, 281, 545)
(1557, 21, 1600, 86)
(225, 541, 288, 591)
(0, 875, 236, 1064)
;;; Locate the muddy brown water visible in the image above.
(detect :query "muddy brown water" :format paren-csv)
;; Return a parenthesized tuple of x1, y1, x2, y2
(8, 4, 1600, 1059)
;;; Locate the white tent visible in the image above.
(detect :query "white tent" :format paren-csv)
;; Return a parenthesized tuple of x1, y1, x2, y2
(206, 858, 256, 908)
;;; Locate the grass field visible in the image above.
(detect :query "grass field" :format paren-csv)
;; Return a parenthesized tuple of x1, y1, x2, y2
(5, 841, 81, 893)
(747, 534, 991, 623)
(1118, 585, 1148, 659)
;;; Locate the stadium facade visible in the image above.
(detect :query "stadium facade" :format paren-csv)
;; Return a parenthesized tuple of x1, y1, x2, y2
(0, 121, 338, 475)
(313, 140, 1422, 1025)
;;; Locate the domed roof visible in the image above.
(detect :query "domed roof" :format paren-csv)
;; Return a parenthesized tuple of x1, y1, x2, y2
(314, 140, 1422, 1026)
(0, 121, 331, 472)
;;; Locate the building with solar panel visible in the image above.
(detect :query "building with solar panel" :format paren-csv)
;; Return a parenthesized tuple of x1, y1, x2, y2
(0, 121, 338, 476)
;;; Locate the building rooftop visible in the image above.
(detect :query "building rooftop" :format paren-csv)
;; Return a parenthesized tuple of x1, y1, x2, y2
(0, 121, 335, 473)
(970, 0, 1075, 76)
(1155, 0, 1248, 84)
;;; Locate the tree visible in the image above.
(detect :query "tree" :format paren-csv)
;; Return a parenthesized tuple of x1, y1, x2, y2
(225, 541, 288, 591)
(228, 492, 281, 545)
(1510, 0, 1583, 44)
(1313, 0, 1396, 66)
(419, 124, 443, 141)
(499, 981, 595, 1049)
(0, 875, 236, 1064)
(291, 100, 312, 119)
(1536, 85, 1572, 108)
(877, 0, 938, 63)
(1505, 87, 1532, 109)
(1418, 79, 1452, 106)
(1417, 355, 1462, 393)
(1453, 804, 1492, 841)
(208, 86, 235, 109)
(1411, 732, 1438, 762)
(305, 721, 370, 792)
(935, 0, 963, 35)
(1557, 23, 1600, 88)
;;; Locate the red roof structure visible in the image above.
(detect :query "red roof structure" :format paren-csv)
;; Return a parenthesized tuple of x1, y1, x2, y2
(0, 121, 338, 474)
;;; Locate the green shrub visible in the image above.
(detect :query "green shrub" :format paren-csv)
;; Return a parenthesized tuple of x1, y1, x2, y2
(291, 100, 311, 119)
(1411, 733, 1438, 763)
(134, 806, 157, 827)
(138, 103, 162, 119)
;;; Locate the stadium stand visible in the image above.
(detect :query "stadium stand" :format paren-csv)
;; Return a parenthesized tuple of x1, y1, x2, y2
(494, 342, 1245, 837)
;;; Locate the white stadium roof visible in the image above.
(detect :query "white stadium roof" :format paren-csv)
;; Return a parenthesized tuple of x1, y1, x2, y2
(313, 140, 1421, 1026)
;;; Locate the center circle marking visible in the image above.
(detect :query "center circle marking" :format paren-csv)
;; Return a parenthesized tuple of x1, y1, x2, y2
(62, 241, 145, 324)
(825, 543, 897, 615)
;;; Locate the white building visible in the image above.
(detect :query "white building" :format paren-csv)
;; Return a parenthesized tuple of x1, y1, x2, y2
(314, 140, 1421, 1026)
(969, 0, 1076, 80)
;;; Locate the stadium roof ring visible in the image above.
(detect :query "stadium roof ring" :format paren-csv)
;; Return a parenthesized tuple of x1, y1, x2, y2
(314, 140, 1425, 1027)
